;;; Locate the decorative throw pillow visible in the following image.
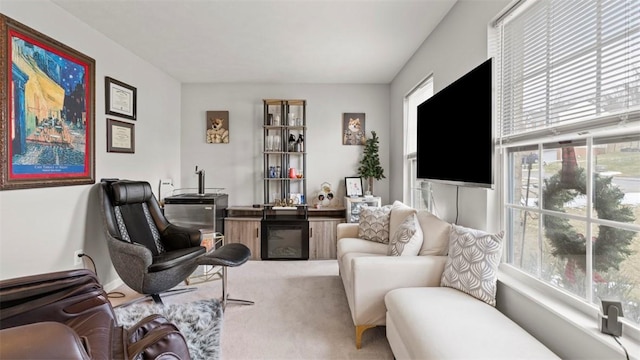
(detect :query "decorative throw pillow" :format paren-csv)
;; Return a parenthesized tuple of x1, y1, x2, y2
(387, 213, 423, 256)
(416, 210, 451, 256)
(388, 201, 417, 239)
(440, 224, 504, 306)
(358, 205, 392, 244)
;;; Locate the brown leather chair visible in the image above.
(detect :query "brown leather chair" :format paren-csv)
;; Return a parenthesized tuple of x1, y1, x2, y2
(0, 269, 191, 359)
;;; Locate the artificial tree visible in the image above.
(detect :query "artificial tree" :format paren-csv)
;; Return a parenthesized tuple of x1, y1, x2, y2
(358, 131, 385, 195)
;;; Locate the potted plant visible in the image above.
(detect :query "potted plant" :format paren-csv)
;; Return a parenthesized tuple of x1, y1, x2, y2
(358, 131, 385, 195)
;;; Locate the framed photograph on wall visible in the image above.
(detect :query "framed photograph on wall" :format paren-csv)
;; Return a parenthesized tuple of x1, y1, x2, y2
(105, 76, 137, 120)
(342, 112, 366, 145)
(0, 14, 96, 190)
(206, 110, 229, 144)
(107, 119, 135, 153)
(345, 177, 363, 197)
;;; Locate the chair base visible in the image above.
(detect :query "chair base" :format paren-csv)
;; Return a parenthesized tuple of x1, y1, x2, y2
(223, 295, 254, 309)
(113, 287, 197, 308)
(220, 266, 254, 309)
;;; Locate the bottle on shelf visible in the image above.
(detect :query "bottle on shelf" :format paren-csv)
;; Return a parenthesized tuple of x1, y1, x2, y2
(296, 134, 304, 152)
(288, 134, 297, 152)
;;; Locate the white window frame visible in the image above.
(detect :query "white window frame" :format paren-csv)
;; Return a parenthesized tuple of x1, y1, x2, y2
(493, 0, 640, 341)
(403, 76, 433, 209)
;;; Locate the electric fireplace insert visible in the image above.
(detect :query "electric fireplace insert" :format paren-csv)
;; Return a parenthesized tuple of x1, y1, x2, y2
(261, 205, 309, 260)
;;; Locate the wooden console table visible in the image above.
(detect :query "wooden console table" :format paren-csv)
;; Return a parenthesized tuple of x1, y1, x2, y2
(225, 206, 345, 260)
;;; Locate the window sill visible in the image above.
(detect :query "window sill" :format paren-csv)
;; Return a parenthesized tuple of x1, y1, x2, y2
(498, 264, 639, 359)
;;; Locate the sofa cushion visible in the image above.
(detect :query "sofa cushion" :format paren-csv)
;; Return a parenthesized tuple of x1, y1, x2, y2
(440, 224, 503, 306)
(337, 237, 388, 261)
(384, 287, 560, 359)
(389, 201, 417, 239)
(340, 252, 387, 284)
(388, 213, 423, 256)
(416, 210, 451, 256)
(357, 205, 392, 244)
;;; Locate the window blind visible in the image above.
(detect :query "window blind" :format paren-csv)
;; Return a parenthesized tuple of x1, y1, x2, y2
(497, 0, 640, 143)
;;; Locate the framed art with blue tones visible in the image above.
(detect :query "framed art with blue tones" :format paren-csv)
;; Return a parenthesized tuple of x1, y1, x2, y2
(0, 14, 95, 190)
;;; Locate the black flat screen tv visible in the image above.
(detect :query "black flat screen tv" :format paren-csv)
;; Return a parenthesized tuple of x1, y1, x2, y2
(416, 58, 494, 189)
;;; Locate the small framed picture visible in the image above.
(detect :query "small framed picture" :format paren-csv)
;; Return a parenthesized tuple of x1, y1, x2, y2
(105, 76, 137, 120)
(107, 118, 135, 153)
(342, 113, 366, 145)
(206, 111, 230, 144)
(345, 177, 363, 197)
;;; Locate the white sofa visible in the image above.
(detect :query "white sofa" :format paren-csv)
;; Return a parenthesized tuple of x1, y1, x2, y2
(337, 201, 558, 358)
(385, 287, 560, 359)
(336, 201, 451, 348)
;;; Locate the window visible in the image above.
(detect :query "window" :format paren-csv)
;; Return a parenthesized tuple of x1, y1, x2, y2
(404, 76, 433, 209)
(495, 0, 640, 329)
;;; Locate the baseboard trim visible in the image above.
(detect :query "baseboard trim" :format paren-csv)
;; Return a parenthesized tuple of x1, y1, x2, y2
(103, 277, 124, 293)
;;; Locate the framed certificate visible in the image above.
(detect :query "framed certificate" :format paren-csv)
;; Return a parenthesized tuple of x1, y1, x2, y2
(105, 76, 137, 120)
(107, 119, 135, 153)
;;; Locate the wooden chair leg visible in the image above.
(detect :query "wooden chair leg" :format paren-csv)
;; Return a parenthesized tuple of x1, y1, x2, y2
(355, 324, 376, 349)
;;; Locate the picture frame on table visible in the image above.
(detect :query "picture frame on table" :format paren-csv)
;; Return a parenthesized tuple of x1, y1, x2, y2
(345, 177, 363, 197)
(106, 118, 135, 154)
(0, 14, 96, 190)
(105, 76, 136, 121)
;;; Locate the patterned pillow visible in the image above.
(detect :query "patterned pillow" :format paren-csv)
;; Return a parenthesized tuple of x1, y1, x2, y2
(389, 201, 417, 239)
(358, 205, 392, 243)
(387, 213, 423, 256)
(440, 224, 504, 306)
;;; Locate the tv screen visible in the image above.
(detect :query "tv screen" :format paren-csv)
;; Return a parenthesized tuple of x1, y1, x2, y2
(416, 58, 494, 189)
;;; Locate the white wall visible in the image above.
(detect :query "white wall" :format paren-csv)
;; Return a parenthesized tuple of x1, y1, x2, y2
(0, 1, 182, 287)
(389, 1, 631, 358)
(180, 83, 390, 206)
(389, 0, 505, 232)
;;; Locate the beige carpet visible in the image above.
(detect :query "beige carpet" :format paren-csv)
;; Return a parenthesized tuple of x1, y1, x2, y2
(109, 260, 394, 360)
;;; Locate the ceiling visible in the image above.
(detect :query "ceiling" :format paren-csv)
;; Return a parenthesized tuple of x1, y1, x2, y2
(50, 0, 457, 84)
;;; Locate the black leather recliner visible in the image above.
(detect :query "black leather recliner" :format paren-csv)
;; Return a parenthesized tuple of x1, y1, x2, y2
(99, 179, 254, 308)
(99, 179, 206, 304)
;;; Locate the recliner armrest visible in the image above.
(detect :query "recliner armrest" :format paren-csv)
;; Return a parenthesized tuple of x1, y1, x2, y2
(0, 322, 90, 360)
(161, 224, 202, 250)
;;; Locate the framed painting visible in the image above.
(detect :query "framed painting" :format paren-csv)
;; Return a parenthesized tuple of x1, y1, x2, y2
(105, 76, 136, 120)
(107, 118, 135, 154)
(0, 15, 96, 190)
(206, 110, 229, 144)
(342, 112, 366, 145)
(345, 177, 363, 197)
